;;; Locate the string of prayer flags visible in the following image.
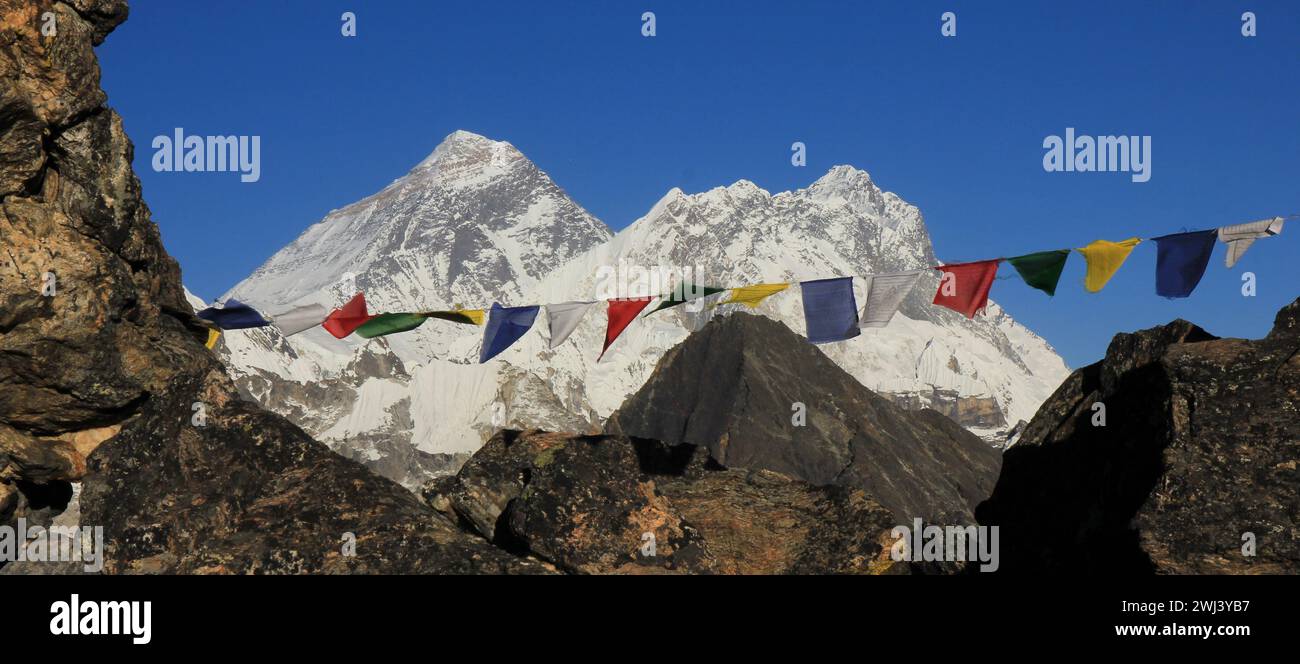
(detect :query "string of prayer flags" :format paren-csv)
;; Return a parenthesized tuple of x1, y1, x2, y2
(1153, 230, 1218, 298)
(932, 260, 1000, 318)
(858, 270, 923, 328)
(1006, 250, 1070, 297)
(480, 303, 540, 363)
(599, 297, 653, 360)
(356, 312, 429, 339)
(545, 301, 597, 349)
(1077, 238, 1141, 293)
(270, 303, 330, 337)
(195, 211, 1294, 354)
(196, 298, 271, 330)
(322, 292, 374, 339)
(800, 277, 860, 343)
(1218, 217, 1284, 268)
(715, 283, 789, 309)
(645, 283, 727, 315)
(426, 309, 485, 326)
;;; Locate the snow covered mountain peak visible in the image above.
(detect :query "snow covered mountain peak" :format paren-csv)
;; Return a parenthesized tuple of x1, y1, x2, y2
(812, 163, 875, 187)
(411, 130, 525, 183)
(226, 130, 611, 314)
(803, 165, 922, 232)
(720, 178, 768, 194)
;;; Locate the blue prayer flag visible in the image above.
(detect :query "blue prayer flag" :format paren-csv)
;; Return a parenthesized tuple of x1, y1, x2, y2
(196, 298, 270, 330)
(800, 277, 860, 344)
(1154, 230, 1218, 298)
(480, 302, 540, 363)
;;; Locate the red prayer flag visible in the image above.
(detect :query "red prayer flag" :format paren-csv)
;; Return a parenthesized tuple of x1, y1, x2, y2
(322, 292, 374, 338)
(599, 297, 653, 360)
(932, 260, 1000, 318)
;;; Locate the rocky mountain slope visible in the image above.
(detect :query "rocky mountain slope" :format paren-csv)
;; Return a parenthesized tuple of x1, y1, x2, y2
(422, 429, 909, 574)
(976, 298, 1300, 574)
(607, 313, 1001, 526)
(0, 0, 544, 574)
(210, 133, 1068, 490)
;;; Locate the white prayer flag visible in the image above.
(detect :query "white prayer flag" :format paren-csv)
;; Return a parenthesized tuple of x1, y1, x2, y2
(545, 301, 597, 349)
(271, 303, 330, 337)
(858, 270, 924, 328)
(1218, 217, 1284, 268)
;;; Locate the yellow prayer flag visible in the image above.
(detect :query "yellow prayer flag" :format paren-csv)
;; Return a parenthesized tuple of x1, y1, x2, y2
(424, 309, 485, 325)
(204, 328, 221, 349)
(1077, 238, 1141, 293)
(716, 283, 790, 309)
(456, 309, 486, 325)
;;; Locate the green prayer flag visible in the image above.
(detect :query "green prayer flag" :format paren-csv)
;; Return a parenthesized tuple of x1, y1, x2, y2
(646, 284, 727, 315)
(1006, 250, 1070, 297)
(355, 313, 428, 339)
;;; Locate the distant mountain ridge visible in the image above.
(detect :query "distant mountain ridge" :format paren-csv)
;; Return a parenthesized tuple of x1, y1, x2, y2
(205, 130, 1070, 489)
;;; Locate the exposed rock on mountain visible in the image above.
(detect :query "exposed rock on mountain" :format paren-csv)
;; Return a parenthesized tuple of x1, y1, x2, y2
(977, 298, 1300, 574)
(423, 429, 908, 574)
(0, 0, 544, 574)
(606, 312, 1002, 526)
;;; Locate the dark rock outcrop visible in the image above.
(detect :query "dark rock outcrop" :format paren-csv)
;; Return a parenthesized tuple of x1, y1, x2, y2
(605, 313, 1001, 526)
(423, 429, 908, 574)
(0, 0, 543, 573)
(977, 299, 1300, 574)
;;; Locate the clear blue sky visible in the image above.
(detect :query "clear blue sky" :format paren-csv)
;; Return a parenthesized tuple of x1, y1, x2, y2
(98, 1, 1298, 368)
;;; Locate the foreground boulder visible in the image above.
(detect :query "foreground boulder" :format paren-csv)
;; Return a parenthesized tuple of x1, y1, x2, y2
(606, 313, 1001, 527)
(977, 299, 1300, 574)
(1, 0, 543, 573)
(424, 429, 908, 574)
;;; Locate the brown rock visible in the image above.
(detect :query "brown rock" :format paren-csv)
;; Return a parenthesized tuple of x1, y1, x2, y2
(0, 421, 85, 483)
(0, 481, 17, 522)
(428, 429, 908, 574)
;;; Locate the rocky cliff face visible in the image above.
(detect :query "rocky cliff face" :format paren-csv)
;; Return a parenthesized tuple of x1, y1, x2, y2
(0, 0, 544, 574)
(976, 298, 1300, 574)
(606, 313, 1002, 527)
